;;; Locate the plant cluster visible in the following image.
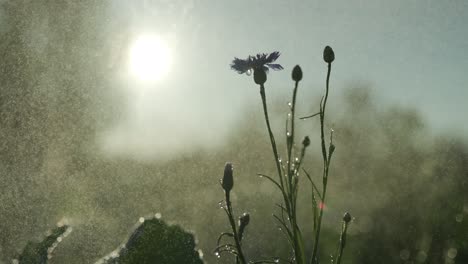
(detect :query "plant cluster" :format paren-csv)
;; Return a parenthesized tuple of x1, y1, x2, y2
(216, 46, 352, 264)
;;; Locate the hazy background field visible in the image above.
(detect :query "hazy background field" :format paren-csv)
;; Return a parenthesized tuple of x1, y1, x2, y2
(0, 1, 467, 263)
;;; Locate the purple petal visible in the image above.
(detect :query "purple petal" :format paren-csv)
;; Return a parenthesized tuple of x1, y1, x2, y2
(266, 63, 284, 71)
(230, 57, 252, 74)
(265, 51, 281, 63)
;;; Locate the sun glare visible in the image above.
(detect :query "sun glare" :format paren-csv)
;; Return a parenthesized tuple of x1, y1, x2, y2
(129, 34, 172, 81)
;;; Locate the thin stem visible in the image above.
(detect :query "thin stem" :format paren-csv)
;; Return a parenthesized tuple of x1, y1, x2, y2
(273, 214, 294, 248)
(258, 173, 284, 194)
(299, 112, 320, 120)
(287, 81, 299, 189)
(302, 169, 323, 201)
(336, 222, 349, 264)
(259, 84, 293, 219)
(225, 192, 247, 264)
(311, 62, 332, 264)
(286, 80, 305, 264)
(217, 232, 234, 246)
(259, 85, 287, 196)
(214, 244, 237, 252)
(288, 80, 299, 214)
(259, 84, 304, 263)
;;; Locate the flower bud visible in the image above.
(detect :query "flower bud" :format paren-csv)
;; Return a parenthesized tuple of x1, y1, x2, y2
(222, 163, 234, 193)
(329, 143, 335, 155)
(302, 136, 310, 147)
(253, 67, 267, 85)
(239, 213, 250, 228)
(343, 212, 352, 223)
(292, 65, 302, 82)
(323, 46, 335, 63)
(238, 212, 250, 241)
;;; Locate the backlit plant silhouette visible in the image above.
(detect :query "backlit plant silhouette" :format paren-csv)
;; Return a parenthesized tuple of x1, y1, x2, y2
(216, 46, 352, 264)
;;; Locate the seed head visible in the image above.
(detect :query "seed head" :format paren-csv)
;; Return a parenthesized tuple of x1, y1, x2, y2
(292, 65, 303, 82)
(302, 136, 310, 147)
(222, 163, 234, 193)
(323, 46, 335, 63)
(253, 67, 267, 85)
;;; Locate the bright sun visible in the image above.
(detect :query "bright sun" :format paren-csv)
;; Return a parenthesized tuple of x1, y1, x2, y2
(129, 35, 172, 81)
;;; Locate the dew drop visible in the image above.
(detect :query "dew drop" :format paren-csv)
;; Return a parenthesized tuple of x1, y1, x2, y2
(139, 217, 145, 223)
(155, 213, 162, 219)
(218, 201, 225, 209)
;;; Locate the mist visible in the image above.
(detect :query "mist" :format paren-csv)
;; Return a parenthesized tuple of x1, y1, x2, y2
(1, 1, 467, 264)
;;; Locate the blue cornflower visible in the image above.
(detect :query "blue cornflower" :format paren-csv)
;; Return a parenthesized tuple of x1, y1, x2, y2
(230, 51, 283, 75)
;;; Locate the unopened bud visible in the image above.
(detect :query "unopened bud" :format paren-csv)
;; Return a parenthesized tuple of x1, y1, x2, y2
(253, 67, 267, 85)
(292, 65, 303, 82)
(343, 212, 352, 223)
(239, 213, 250, 228)
(238, 213, 250, 241)
(323, 46, 335, 64)
(302, 136, 310, 147)
(329, 144, 335, 155)
(222, 163, 234, 193)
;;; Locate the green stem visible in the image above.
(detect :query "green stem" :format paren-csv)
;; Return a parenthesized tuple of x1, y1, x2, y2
(289, 80, 299, 216)
(225, 193, 247, 264)
(311, 63, 332, 264)
(336, 222, 349, 264)
(259, 84, 292, 217)
(289, 81, 306, 264)
(259, 84, 286, 194)
(259, 84, 305, 263)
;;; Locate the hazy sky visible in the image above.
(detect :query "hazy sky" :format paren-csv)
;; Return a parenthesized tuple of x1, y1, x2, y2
(101, 0, 468, 159)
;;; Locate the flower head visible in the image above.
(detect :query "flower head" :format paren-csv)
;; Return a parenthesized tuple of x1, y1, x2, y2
(230, 51, 283, 75)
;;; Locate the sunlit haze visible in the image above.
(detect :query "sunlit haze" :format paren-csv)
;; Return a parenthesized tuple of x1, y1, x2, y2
(1, 1, 468, 263)
(129, 34, 172, 82)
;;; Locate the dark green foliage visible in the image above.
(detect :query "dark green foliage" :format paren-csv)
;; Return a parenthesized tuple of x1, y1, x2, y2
(98, 217, 203, 264)
(17, 225, 70, 264)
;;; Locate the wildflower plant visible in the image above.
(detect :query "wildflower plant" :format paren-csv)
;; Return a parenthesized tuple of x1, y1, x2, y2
(216, 47, 351, 264)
